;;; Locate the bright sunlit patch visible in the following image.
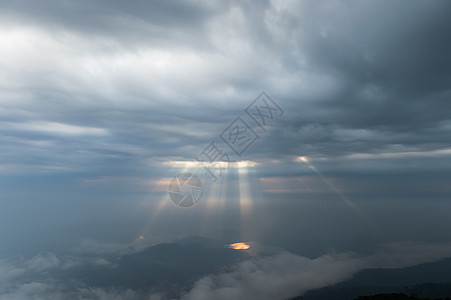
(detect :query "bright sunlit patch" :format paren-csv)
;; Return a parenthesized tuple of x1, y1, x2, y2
(298, 156, 309, 162)
(2, 121, 108, 136)
(133, 235, 145, 243)
(235, 160, 258, 168)
(162, 161, 202, 168)
(146, 178, 173, 192)
(229, 242, 250, 250)
(345, 148, 451, 159)
(162, 160, 257, 169)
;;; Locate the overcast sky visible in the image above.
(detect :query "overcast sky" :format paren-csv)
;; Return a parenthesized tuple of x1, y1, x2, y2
(1, 0, 451, 299)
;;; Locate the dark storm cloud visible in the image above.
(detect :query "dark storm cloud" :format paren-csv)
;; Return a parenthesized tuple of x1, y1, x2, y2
(272, 0, 451, 159)
(0, 0, 222, 48)
(2, 0, 450, 171)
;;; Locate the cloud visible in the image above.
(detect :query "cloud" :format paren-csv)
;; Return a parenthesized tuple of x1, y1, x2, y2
(72, 238, 144, 256)
(181, 241, 451, 300)
(181, 251, 362, 300)
(25, 252, 60, 273)
(0, 282, 64, 300)
(2, 121, 109, 136)
(1, 0, 450, 177)
(0, 260, 26, 283)
(1, 241, 451, 300)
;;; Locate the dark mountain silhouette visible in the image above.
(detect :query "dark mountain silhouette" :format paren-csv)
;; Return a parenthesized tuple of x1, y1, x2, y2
(292, 257, 451, 300)
(356, 292, 451, 299)
(53, 236, 246, 296)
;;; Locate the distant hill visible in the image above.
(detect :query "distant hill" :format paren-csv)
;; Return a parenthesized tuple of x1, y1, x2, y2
(356, 292, 451, 300)
(54, 236, 246, 297)
(292, 257, 451, 300)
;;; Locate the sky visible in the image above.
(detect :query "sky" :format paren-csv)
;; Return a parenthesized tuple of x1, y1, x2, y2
(1, 0, 451, 299)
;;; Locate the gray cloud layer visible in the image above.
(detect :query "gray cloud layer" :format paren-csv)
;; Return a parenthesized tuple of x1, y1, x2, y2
(1, 0, 450, 171)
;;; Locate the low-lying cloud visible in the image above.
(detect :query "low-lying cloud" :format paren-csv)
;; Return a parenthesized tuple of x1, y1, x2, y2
(1, 241, 451, 300)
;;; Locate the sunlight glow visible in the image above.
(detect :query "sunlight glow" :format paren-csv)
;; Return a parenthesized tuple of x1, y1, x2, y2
(297, 155, 374, 229)
(2, 121, 108, 136)
(238, 165, 253, 215)
(298, 156, 309, 162)
(229, 242, 250, 250)
(162, 160, 257, 169)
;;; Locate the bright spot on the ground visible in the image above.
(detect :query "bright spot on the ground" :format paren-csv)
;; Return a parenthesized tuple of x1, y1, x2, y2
(229, 242, 250, 250)
(138, 236, 144, 240)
